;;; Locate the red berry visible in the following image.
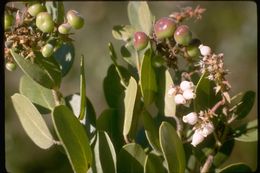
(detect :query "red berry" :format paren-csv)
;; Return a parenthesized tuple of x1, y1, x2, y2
(154, 17, 176, 40)
(174, 25, 192, 46)
(133, 32, 149, 51)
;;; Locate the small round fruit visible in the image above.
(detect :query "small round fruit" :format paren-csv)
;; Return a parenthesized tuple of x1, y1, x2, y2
(174, 25, 192, 46)
(133, 32, 149, 51)
(5, 62, 16, 71)
(154, 17, 176, 40)
(66, 10, 84, 29)
(187, 45, 200, 58)
(36, 12, 54, 33)
(58, 23, 72, 34)
(42, 43, 54, 57)
(28, 3, 45, 16)
(5, 13, 14, 30)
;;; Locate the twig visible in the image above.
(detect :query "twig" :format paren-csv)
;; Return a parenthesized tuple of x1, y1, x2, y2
(209, 96, 225, 115)
(200, 154, 214, 173)
(52, 89, 61, 106)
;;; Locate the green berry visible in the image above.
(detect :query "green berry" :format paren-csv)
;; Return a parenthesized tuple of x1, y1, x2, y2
(5, 13, 14, 31)
(36, 12, 54, 33)
(187, 45, 200, 58)
(174, 25, 192, 46)
(28, 3, 45, 17)
(66, 10, 84, 29)
(154, 17, 176, 40)
(5, 62, 16, 71)
(133, 32, 149, 51)
(42, 43, 54, 57)
(58, 23, 71, 34)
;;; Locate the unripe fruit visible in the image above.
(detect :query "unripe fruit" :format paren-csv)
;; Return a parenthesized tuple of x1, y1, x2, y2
(5, 13, 14, 30)
(66, 10, 84, 29)
(28, 3, 45, 17)
(36, 12, 54, 33)
(133, 32, 149, 51)
(174, 25, 192, 46)
(154, 17, 176, 40)
(41, 43, 54, 57)
(5, 62, 16, 71)
(58, 23, 72, 34)
(187, 45, 200, 58)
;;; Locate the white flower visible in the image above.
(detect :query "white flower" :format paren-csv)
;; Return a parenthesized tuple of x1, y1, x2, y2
(199, 44, 212, 56)
(167, 87, 176, 96)
(180, 81, 194, 91)
(182, 112, 198, 125)
(191, 129, 205, 147)
(183, 89, 196, 100)
(201, 122, 214, 137)
(175, 94, 186, 105)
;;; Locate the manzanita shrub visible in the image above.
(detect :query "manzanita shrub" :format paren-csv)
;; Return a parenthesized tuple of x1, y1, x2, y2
(5, 2, 257, 173)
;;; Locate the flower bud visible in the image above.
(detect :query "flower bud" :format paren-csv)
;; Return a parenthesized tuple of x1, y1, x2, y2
(167, 87, 176, 96)
(183, 89, 196, 100)
(191, 129, 205, 147)
(180, 80, 194, 91)
(182, 112, 198, 125)
(202, 122, 214, 137)
(199, 44, 212, 56)
(175, 94, 186, 105)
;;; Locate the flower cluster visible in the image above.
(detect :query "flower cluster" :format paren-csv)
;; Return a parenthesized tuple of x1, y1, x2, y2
(168, 80, 196, 106)
(198, 44, 231, 94)
(183, 110, 215, 147)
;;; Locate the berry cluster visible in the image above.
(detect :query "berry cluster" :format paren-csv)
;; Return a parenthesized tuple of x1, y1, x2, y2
(4, 2, 84, 71)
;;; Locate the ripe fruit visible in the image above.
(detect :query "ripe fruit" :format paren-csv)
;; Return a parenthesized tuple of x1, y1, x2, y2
(154, 17, 176, 40)
(36, 12, 54, 33)
(66, 10, 84, 29)
(5, 13, 14, 30)
(28, 3, 45, 17)
(174, 25, 192, 46)
(58, 23, 71, 34)
(5, 62, 16, 71)
(133, 32, 149, 51)
(41, 43, 54, 57)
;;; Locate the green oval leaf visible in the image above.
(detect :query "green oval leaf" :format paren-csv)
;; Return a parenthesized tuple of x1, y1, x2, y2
(52, 105, 92, 173)
(141, 110, 161, 153)
(92, 131, 117, 173)
(53, 42, 75, 77)
(65, 94, 96, 138)
(112, 25, 135, 42)
(234, 119, 258, 142)
(10, 49, 61, 89)
(123, 77, 138, 138)
(103, 64, 125, 108)
(121, 43, 137, 67)
(218, 162, 252, 173)
(127, 1, 154, 35)
(164, 69, 176, 117)
(144, 152, 167, 173)
(118, 143, 146, 173)
(11, 94, 54, 149)
(140, 49, 157, 106)
(19, 75, 56, 113)
(194, 73, 221, 112)
(159, 122, 186, 173)
(229, 91, 255, 119)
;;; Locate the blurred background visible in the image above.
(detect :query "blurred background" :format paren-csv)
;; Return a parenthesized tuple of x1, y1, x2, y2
(5, 1, 257, 172)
